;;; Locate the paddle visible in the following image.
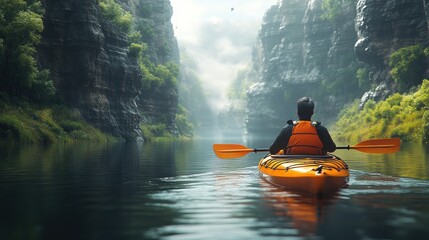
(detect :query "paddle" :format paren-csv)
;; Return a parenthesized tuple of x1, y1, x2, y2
(212, 144, 269, 159)
(213, 138, 400, 159)
(335, 138, 401, 154)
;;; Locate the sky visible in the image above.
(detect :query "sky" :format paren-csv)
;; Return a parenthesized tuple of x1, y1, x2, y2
(170, 0, 278, 113)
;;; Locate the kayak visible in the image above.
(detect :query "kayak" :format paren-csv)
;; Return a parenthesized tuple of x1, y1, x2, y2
(258, 154, 349, 196)
(213, 139, 400, 195)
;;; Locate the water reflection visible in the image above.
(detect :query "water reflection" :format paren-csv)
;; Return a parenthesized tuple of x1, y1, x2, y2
(259, 179, 340, 237)
(145, 168, 263, 239)
(1, 139, 429, 239)
(322, 142, 429, 180)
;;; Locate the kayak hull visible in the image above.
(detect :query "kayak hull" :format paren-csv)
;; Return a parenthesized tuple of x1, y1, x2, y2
(258, 155, 349, 196)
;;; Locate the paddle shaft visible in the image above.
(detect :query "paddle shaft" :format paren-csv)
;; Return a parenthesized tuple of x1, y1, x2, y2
(219, 148, 269, 153)
(336, 145, 397, 150)
(213, 138, 400, 159)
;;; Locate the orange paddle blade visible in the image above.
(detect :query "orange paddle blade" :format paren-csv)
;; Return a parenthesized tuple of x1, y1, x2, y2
(213, 144, 254, 159)
(351, 138, 400, 153)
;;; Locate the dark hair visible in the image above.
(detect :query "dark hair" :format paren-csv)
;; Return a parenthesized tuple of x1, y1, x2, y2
(297, 97, 314, 120)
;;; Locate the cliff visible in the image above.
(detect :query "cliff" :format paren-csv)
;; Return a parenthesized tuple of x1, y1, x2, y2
(37, 0, 179, 141)
(246, 0, 429, 136)
(132, 0, 180, 135)
(355, 0, 429, 100)
(38, 0, 141, 141)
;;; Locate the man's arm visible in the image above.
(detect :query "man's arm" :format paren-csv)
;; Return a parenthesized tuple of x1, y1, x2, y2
(269, 125, 293, 154)
(316, 126, 336, 152)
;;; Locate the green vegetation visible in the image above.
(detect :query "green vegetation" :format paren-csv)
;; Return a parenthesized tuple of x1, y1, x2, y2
(97, 0, 190, 140)
(139, 106, 193, 141)
(0, 0, 188, 144)
(0, 0, 56, 103)
(356, 67, 371, 90)
(140, 123, 174, 141)
(97, 0, 177, 88)
(98, 0, 179, 91)
(140, 60, 179, 90)
(178, 51, 213, 136)
(321, 0, 357, 20)
(138, 60, 185, 140)
(175, 105, 193, 138)
(0, 102, 116, 144)
(98, 0, 133, 33)
(389, 44, 428, 93)
(332, 80, 429, 143)
(0, 0, 117, 144)
(128, 42, 145, 58)
(332, 44, 429, 143)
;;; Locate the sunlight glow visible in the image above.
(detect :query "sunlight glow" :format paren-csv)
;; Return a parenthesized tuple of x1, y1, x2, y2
(170, 0, 278, 113)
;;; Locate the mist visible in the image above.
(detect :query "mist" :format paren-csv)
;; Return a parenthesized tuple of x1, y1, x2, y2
(170, 0, 278, 113)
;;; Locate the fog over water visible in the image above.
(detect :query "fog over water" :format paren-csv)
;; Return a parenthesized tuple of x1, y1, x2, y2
(170, 0, 278, 113)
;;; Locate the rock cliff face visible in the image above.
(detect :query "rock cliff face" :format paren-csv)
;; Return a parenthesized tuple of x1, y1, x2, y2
(38, 0, 142, 141)
(37, 0, 179, 140)
(133, 0, 180, 135)
(354, 0, 429, 96)
(247, 0, 357, 135)
(246, 0, 429, 136)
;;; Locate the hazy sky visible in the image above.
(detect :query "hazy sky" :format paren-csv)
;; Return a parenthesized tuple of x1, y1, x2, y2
(170, 0, 278, 112)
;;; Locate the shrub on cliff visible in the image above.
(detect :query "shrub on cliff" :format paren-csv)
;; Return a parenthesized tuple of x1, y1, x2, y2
(140, 60, 178, 90)
(333, 80, 429, 143)
(98, 0, 133, 33)
(322, 0, 357, 20)
(389, 44, 428, 93)
(128, 43, 145, 58)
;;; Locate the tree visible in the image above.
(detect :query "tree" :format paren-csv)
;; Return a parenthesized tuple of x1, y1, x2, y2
(0, 0, 55, 102)
(389, 45, 428, 92)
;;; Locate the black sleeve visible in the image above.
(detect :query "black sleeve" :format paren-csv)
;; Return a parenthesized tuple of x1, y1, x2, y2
(316, 125, 336, 153)
(269, 125, 293, 154)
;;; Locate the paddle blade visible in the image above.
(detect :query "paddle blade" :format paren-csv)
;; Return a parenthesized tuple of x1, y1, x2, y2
(352, 138, 401, 154)
(213, 144, 253, 159)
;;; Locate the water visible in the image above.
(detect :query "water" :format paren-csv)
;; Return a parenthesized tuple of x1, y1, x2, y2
(0, 138, 428, 240)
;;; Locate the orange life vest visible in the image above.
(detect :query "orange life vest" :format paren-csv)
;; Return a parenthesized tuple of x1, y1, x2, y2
(285, 121, 324, 155)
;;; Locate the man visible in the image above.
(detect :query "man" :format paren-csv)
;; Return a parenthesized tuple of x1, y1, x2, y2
(269, 97, 336, 155)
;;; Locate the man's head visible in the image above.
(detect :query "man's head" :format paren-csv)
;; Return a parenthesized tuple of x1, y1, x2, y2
(297, 97, 314, 120)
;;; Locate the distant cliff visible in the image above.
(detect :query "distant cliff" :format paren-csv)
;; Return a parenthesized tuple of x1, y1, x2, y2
(38, 0, 179, 141)
(246, 0, 429, 136)
(131, 0, 180, 136)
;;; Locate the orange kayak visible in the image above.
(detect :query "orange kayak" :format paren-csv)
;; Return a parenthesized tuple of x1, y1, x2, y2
(258, 154, 349, 196)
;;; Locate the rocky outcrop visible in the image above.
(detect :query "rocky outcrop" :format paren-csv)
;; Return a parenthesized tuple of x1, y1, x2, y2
(133, 0, 180, 135)
(246, 0, 429, 136)
(355, 0, 428, 68)
(246, 0, 357, 135)
(132, 0, 179, 64)
(38, 0, 142, 141)
(37, 0, 180, 140)
(355, 0, 429, 103)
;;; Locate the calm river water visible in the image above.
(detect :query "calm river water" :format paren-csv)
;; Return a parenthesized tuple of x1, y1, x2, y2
(0, 137, 428, 240)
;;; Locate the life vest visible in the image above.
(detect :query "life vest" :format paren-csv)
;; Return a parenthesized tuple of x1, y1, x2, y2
(285, 120, 324, 155)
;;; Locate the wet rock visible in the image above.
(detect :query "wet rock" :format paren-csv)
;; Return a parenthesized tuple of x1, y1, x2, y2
(38, 0, 142, 141)
(355, 0, 428, 82)
(359, 82, 392, 108)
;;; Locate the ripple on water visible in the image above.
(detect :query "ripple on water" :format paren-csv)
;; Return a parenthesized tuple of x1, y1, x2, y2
(144, 167, 305, 239)
(340, 169, 429, 197)
(144, 167, 429, 239)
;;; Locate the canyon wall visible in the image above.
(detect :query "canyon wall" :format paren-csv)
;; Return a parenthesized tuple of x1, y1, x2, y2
(246, 0, 429, 136)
